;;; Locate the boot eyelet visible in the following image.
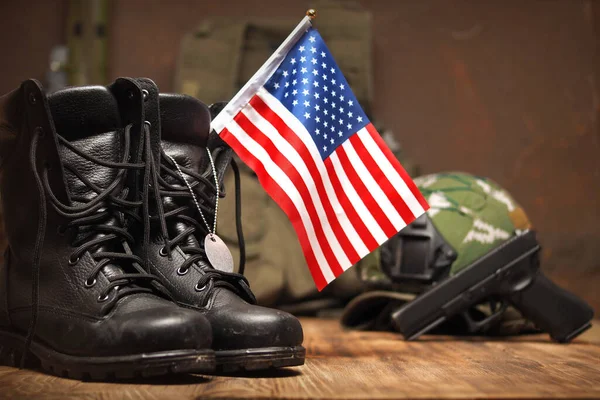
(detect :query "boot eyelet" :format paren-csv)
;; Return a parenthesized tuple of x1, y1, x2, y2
(84, 278, 96, 288)
(97, 293, 109, 302)
(177, 267, 188, 276)
(142, 89, 149, 101)
(28, 92, 37, 105)
(195, 283, 207, 292)
(68, 256, 80, 266)
(159, 246, 169, 257)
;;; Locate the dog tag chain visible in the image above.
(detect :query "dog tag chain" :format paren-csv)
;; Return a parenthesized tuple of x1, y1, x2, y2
(167, 150, 234, 273)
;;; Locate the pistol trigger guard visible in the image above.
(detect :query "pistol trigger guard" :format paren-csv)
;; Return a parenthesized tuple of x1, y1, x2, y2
(489, 299, 498, 313)
(459, 310, 479, 334)
(470, 301, 509, 333)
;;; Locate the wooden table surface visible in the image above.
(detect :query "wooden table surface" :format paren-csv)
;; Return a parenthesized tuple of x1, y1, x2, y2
(0, 318, 599, 399)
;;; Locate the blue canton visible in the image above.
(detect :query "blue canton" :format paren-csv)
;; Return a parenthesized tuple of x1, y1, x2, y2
(265, 27, 370, 159)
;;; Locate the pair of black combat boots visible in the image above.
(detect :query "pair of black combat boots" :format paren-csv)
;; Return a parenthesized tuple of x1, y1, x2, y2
(0, 78, 304, 380)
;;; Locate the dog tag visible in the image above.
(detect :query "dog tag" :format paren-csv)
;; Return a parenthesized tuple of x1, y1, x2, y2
(204, 234, 234, 273)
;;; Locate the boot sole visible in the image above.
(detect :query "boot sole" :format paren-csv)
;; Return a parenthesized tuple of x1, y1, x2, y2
(0, 329, 215, 380)
(214, 345, 305, 373)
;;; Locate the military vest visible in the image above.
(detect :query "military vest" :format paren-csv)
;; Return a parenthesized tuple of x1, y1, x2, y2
(174, 0, 373, 116)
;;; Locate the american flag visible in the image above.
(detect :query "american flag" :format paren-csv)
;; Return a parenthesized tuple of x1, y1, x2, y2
(212, 19, 429, 290)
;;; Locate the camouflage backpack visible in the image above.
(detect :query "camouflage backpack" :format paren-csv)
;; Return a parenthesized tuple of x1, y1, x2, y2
(340, 172, 540, 335)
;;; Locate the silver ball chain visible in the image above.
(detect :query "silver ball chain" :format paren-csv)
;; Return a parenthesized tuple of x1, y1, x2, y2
(167, 148, 219, 237)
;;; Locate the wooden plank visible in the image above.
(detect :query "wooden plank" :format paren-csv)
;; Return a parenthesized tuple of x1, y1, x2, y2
(0, 318, 599, 399)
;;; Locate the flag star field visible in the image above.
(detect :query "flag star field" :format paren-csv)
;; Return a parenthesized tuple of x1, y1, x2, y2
(265, 28, 369, 159)
(213, 24, 428, 289)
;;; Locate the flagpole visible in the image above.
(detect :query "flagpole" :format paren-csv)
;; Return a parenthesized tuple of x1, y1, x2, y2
(211, 10, 317, 133)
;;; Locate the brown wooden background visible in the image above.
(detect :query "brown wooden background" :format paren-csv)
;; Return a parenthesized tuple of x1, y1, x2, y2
(1, 0, 599, 311)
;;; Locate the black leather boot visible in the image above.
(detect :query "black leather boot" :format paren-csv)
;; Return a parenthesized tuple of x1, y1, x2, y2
(0, 79, 215, 380)
(134, 79, 305, 372)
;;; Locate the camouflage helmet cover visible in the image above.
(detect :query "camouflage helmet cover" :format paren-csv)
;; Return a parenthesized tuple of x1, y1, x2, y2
(357, 171, 532, 287)
(342, 172, 537, 334)
(413, 172, 532, 275)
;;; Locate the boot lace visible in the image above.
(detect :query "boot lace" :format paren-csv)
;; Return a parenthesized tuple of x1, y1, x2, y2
(23, 124, 165, 367)
(143, 125, 254, 307)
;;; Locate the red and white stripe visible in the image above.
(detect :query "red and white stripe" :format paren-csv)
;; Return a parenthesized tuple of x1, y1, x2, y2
(217, 87, 429, 290)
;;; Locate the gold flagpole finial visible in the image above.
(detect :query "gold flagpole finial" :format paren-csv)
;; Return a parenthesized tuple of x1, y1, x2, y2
(306, 9, 317, 19)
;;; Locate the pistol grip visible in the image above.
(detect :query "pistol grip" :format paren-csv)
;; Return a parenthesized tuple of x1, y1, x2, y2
(509, 271, 594, 342)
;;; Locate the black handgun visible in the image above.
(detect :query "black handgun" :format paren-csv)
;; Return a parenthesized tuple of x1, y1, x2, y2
(391, 230, 594, 342)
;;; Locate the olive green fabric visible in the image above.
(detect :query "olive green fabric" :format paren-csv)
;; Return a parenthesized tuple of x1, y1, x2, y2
(175, 0, 373, 114)
(175, 18, 247, 105)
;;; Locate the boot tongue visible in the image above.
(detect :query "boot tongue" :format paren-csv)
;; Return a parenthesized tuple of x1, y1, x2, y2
(159, 93, 210, 148)
(159, 94, 211, 248)
(49, 87, 125, 279)
(49, 86, 123, 201)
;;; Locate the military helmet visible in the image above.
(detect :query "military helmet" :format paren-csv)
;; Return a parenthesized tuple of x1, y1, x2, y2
(342, 172, 539, 335)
